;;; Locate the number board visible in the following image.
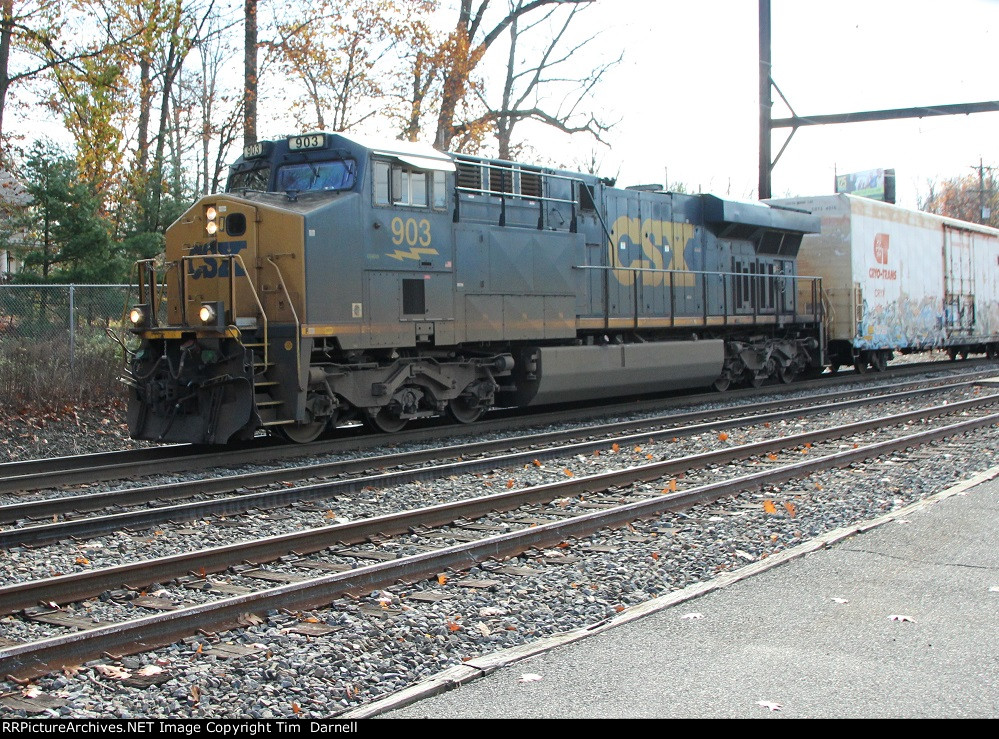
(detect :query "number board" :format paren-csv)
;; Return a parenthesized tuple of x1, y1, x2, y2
(243, 141, 271, 159)
(288, 133, 328, 152)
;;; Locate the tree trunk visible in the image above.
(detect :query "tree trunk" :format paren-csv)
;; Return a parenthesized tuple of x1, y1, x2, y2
(0, 0, 13, 162)
(244, 0, 257, 146)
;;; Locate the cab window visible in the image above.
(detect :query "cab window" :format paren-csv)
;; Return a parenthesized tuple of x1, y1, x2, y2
(373, 159, 446, 210)
(228, 167, 271, 192)
(275, 159, 356, 192)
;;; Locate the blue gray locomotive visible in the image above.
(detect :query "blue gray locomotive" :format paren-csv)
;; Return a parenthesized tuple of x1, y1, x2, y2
(121, 133, 823, 443)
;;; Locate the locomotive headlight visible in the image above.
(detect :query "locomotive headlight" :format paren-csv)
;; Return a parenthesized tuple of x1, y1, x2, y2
(128, 304, 149, 328)
(205, 220, 219, 236)
(198, 303, 217, 324)
(205, 206, 218, 221)
(198, 301, 224, 328)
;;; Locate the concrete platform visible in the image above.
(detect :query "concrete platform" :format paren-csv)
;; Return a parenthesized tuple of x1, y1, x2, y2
(359, 466, 999, 718)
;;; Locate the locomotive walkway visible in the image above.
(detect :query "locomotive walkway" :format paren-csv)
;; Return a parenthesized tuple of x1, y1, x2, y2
(366, 465, 999, 719)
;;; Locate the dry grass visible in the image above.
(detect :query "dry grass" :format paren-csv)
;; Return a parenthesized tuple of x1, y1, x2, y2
(0, 334, 125, 408)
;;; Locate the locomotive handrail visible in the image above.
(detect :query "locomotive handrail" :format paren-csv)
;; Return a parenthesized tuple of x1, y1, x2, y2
(176, 252, 270, 371)
(265, 255, 303, 391)
(573, 264, 824, 327)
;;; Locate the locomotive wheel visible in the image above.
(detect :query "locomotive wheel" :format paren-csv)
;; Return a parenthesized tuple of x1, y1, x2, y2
(279, 420, 326, 444)
(777, 364, 797, 384)
(447, 396, 485, 424)
(749, 374, 766, 388)
(365, 407, 408, 433)
(713, 377, 731, 392)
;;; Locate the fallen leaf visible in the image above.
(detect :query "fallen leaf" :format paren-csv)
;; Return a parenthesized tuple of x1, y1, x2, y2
(292, 703, 301, 715)
(94, 664, 131, 680)
(889, 614, 916, 623)
(136, 665, 163, 677)
(783, 501, 797, 518)
(763, 499, 777, 514)
(611, 443, 620, 453)
(735, 550, 755, 561)
(651, 551, 660, 561)
(477, 623, 491, 637)
(21, 685, 42, 698)
(519, 673, 543, 683)
(718, 432, 729, 442)
(563, 468, 574, 477)
(238, 612, 264, 626)
(756, 701, 782, 712)
(447, 620, 462, 632)
(506, 479, 515, 488)
(532, 459, 542, 467)
(75, 556, 90, 566)
(437, 574, 448, 585)
(191, 685, 201, 704)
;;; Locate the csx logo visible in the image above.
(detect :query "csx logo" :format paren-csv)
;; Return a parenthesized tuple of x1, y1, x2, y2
(873, 233, 890, 265)
(608, 216, 696, 286)
(188, 241, 248, 279)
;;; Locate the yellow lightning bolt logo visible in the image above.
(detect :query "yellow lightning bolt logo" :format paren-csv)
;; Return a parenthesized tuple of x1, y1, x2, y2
(387, 247, 439, 261)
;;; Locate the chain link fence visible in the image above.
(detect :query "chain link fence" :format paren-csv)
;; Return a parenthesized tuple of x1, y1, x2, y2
(0, 284, 132, 404)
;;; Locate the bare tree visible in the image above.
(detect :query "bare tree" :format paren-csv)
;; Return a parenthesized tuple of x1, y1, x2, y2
(394, 0, 594, 151)
(471, 0, 618, 160)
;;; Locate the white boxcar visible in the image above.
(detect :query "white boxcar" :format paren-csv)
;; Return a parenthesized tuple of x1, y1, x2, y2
(768, 194, 999, 371)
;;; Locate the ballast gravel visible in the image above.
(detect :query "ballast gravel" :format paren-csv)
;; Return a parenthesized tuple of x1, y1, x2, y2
(0, 362, 997, 718)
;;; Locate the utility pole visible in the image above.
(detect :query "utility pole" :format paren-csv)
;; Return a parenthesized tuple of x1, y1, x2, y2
(971, 158, 996, 224)
(758, 0, 772, 199)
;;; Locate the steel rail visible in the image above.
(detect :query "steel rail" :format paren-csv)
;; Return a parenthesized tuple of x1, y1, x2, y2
(1, 377, 985, 526)
(1, 399, 996, 616)
(4, 390, 996, 549)
(1, 360, 992, 494)
(1, 410, 996, 681)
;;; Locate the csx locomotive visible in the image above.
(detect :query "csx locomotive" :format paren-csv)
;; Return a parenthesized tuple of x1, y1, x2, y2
(120, 132, 828, 444)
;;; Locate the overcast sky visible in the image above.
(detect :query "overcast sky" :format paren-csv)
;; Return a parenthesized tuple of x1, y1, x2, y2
(520, 0, 998, 207)
(26, 0, 997, 209)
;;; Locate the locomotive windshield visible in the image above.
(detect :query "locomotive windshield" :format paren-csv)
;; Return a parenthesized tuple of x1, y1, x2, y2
(276, 159, 356, 192)
(228, 166, 270, 191)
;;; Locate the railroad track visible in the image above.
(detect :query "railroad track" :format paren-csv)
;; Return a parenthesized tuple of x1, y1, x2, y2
(1, 358, 992, 495)
(1, 394, 996, 683)
(1, 378, 995, 547)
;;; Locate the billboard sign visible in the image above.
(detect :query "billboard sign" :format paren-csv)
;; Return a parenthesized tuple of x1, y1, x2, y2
(835, 168, 896, 203)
